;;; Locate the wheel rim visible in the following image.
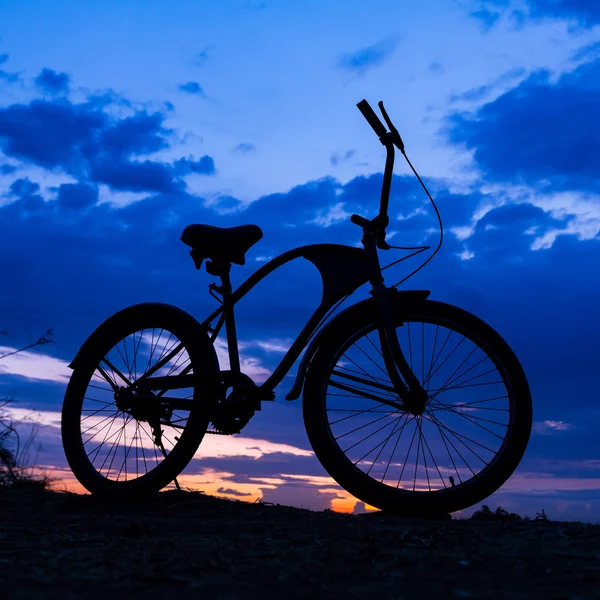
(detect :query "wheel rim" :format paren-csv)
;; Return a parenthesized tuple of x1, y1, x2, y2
(324, 315, 516, 496)
(77, 327, 198, 483)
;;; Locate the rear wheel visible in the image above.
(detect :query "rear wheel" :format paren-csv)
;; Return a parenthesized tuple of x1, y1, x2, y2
(61, 303, 219, 497)
(303, 298, 532, 515)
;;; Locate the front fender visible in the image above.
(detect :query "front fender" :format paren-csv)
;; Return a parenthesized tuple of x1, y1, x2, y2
(285, 289, 430, 400)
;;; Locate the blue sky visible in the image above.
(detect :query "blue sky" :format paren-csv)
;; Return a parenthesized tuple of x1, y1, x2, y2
(1, 0, 600, 519)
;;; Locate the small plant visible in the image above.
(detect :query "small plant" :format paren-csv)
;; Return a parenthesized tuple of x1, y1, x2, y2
(0, 328, 54, 490)
(470, 505, 526, 521)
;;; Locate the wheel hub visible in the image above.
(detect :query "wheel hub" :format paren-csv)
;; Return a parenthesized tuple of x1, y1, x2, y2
(114, 387, 160, 422)
(405, 387, 428, 416)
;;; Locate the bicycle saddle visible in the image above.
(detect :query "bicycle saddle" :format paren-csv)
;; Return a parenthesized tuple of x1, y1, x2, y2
(180, 223, 263, 265)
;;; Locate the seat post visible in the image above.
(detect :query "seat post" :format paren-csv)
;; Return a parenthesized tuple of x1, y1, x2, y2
(219, 263, 241, 373)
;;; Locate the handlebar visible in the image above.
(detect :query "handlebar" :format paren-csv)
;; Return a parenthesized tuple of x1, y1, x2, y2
(357, 99, 405, 151)
(356, 99, 387, 138)
(355, 99, 406, 250)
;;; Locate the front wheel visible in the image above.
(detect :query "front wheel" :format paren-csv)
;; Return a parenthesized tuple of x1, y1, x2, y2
(303, 298, 532, 515)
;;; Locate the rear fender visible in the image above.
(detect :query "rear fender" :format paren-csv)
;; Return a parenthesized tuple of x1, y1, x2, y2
(285, 289, 430, 400)
(68, 302, 217, 372)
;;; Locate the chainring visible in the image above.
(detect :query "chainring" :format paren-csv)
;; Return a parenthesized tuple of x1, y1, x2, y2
(209, 380, 260, 435)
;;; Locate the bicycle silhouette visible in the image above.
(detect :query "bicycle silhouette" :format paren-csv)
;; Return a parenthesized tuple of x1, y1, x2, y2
(61, 100, 532, 515)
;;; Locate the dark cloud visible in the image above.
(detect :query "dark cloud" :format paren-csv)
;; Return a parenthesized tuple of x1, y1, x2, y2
(194, 48, 211, 66)
(330, 150, 355, 166)
(0, 163, 17, 174)
(7, 177, 45, 212)
(0, 53, 19, 84)
(465, 202, 568, 262)
(428, 61, 444, 74)
(470, 7, 503, 29)
(91, 159, 182, 193)
(446, 59, 600, 193)
(0, 96, 216, 193)
(337, 37, 399, 74)
(0, 70, 20, 83)
(188, 454, 324, 481)
(34, 68, 70, 94)
(525, 0, 600, 25)
(244, 0, 268, 11)
(179, 81, 205, 96)
(448, 67, 525, 105)
(216, 487, 253, 497)
(232, 143, 256, 154)
(56, 183, 99, 211)
(173, 155, 216, 175)
(571, 41, 600, 63)
(470, 0, 600, 27)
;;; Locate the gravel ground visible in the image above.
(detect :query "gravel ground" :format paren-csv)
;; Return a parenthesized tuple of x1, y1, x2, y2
(1, 487, 599, 599)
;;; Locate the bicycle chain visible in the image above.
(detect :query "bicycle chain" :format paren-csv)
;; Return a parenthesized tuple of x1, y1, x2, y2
(205, 428, 232, 436)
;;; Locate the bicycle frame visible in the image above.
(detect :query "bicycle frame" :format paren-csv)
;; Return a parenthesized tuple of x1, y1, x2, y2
(136, 231, 425, 412)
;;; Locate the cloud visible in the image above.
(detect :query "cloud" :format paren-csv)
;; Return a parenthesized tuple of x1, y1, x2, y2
(469, 6, 503, 29)
(56, 182, 99, 210)
(0, 346, 71, 383)
(232, 142, 256, 154)
(445, 59, 600, 194)
(0, 53, 20, 84)
(34, 68, 70, 94)
(194, 47, 211, 66)
(448, 67, 525, 105)
(0, 70, 20, 83)
(337, 37, 399, 74)
(5, 177, 45, 211)
(465, 202, 568, 260)
(469, 0, 600, 27)
(330, 149, 355, 166)
(179, 81, 205, 96)
(0, 95, 216, 193)
(0, 163, 17, 175)
(216, 487, 253, 496)
(533, 420, 573, 434)
(173, 155, 216, 175)
(572, 41, 600, 63)
(428, 61, 444, 74)
(525, 0, 600, 25)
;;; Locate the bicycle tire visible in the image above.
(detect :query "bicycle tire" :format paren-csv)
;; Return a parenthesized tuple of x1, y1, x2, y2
(61, 302, 219, 497)
(303, 298, 532, 515)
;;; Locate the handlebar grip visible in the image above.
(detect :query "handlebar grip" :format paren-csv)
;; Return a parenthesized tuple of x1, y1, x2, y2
(357, 99, 387, 138)
(350, 214, 371, 227)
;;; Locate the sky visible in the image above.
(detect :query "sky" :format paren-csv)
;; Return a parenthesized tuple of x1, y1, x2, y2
(1, 0, 599, 520)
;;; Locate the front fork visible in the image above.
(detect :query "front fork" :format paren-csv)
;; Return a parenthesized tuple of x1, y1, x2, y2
(363, 234, 428, 415)
(371, 283, 428, 414)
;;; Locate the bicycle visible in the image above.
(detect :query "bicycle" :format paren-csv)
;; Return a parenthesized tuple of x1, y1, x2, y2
(61, 99, 532, 515)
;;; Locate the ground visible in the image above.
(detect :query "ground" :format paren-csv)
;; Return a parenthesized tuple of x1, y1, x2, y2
(1, 487, 599, 599)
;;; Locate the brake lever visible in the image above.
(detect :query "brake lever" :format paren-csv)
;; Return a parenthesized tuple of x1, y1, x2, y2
(378, 101, 405, 152)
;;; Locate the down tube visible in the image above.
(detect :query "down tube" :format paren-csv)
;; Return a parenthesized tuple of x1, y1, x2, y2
(258, 297, 340, 393)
